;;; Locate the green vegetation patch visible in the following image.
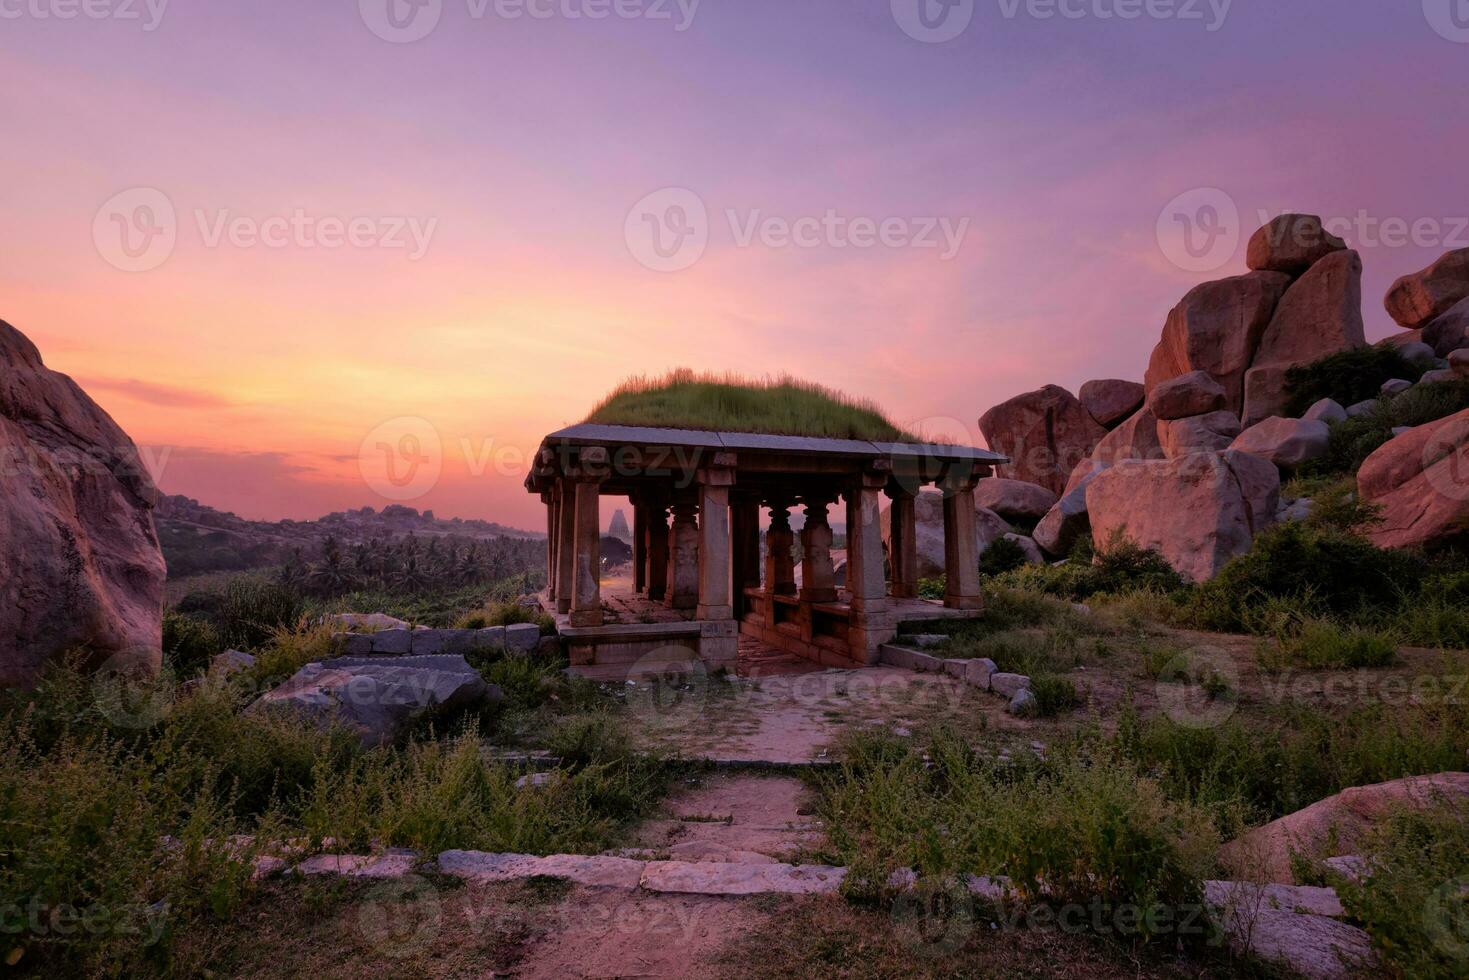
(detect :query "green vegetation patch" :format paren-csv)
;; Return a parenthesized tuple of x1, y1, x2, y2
(1282, 345, 1425, 418)
(584, 368, 920, 441)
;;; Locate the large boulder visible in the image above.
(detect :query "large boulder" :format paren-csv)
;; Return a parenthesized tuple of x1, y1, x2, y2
(252, 654, 497, 748)
(1144, 271, 1291, 415)
(1385, 247, 1469, 329)
(1078, 379, 1145, 429)
(1032, 467, 1098, 557)
(1246, 213, 1346, 275)
(1229, 417, 1330, 470)
(881, 490, 1010, 579)
(1422, 295, 1469, 357)
(1243, 250, 1365, 426)
(1220, 772, 1469, 884)
(973, 478, 1057, 522)
(978, 385, 1106, 496)
(1356, 408, 1469, 550)
(1146, 370, 1227, 421)
(1158, 410, 1241, 459)
(1085, 451, 1279, 582)
(1088, 406, 1164, 467)
(0, 320, 165, 687)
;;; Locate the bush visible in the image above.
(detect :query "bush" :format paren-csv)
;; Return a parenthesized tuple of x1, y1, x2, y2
(1257, 619, 1398, 672)
(455, 599, 555, 634)
(978, 536, 1029, 577)
(217, 576, 304, 650)
(1028, 674, 1080, 717)
(997, 538, 1187, 601)
(1282, 346, 1424, 418)
(162, 612, 224, 676)
(1304, 378, 1469, 477)
(1337, 804, 1469, 978)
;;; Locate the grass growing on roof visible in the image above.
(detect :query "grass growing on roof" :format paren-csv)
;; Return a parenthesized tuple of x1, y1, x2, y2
(584, 369, 921, 441)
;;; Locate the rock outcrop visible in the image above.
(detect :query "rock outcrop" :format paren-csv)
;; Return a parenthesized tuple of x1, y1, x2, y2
(0, 320, 166, 686)
(1158, 410, 1240, 458)
(978, 385, 1106, 496)
(1146, 370, 1228, 421)
(1246, 213, 1346, 274)
(1385, 246, 1469, 329)
(1229, 417, 1330, 470)
(1144, 271, 1291, 415)
(973, 478, 1057, 522)
(1356, 408, 1469, 550)
(1078, 379, 1145, 429)
(1085, 451, 1279, 582)
(1243, 250, 1365, 426)
(881, 490, 1010, 578)
(1220, 772, 1469, 884)
(1422, 295, 1469, 356)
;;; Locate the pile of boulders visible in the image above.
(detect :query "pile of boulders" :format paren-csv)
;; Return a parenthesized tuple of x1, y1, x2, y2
(973, 219, 1469, 577)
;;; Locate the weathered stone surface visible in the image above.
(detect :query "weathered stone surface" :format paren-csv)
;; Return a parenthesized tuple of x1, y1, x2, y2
(505, 623, 541, 652)
(878, 645, 916, 670)
(1032, 468, 1097, 557)
(973, 478, 1057, 521)
(1146, 371, 1228, 421)
(1078, 379, 1145, 428)
(1088, 406, 1164, 467)
(252, 654, 497, 748)
(0, 320, 166, 687)
(368, 628, 414, 655)
(1230, 417, 1330, 470)
(1398, 340, 1439, 367)
(1357, 409, 1469, 550)
(990, 672, 1031, 698)
(438, 850, 647, 890)
(1380, 378, 1412, 396)
(1158, 410, 1241, 459)
(329, 612, 409, 630)
(1244, 251, 1366, 426)
(1385, 247, 1469, 329)
(1420, 367, 1458, 385)
(640, 860, 846, 896)
(1246, 213, 1346, 275)
(1345, 399, 1378, 418)
(964, 657, 997, 690)
(1219, 907, 1375, 979)
(1302, 398, 1347, 424)
(1003, 533, 1045, 565)
(297, 851, 418, 879)
(978, 385, 1107, 496)
(1451, 348, 1469, 378)
(1144, 271, 1291, 414)
(1204, 880, 1345, 919)
(1006, 688, 1038, 718)
(1085, 451, 1279, 582)
(1221, 772, 1469, 883)
(210, 649, 256, 677)
(1422, 296, 1469, 356)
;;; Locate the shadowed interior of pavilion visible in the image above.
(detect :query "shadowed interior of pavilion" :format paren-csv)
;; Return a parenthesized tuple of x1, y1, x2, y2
(524, 374, 1009, 676)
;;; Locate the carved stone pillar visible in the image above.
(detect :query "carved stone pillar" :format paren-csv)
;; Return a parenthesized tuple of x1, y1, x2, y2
(570, 459, 607, 627)
(632, 497, 648, 594)
(848, 472, 888, 617)
(543, 490, 557, 602)
(940, 472, 982, 611)
(667, 497, 700, 611)
(555, 477, 576, 615)
(646, 501, 670, 602)
(696, 458, 734, 621)
(799, 496, 838, 604)
(730, 494, 762, 619)
(765, 503, 797, 597)
(886, 486, 918, 599)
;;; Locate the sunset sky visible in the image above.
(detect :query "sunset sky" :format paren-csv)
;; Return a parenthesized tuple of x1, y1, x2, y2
(4, 1, 1466, 529)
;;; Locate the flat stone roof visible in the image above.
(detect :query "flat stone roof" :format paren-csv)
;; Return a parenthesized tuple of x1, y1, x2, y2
(540, 423, 1008, 463)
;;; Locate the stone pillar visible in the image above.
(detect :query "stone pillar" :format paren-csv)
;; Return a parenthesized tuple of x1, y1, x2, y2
(887, 487, 918, 599)
(646, 502, 669, 602)
(632, 498, 648, 594)
(570, 466, 606, 627)
(667, 497, 700, 611)
(543, 490, 557, 602)
(848, 474, 888, 617)
(555, 477, 576, 615)
(941, 476, 982, 611)
(844, 494, 856, 594)
(730, 494, 762, 619)
(696, 459, 734, 621)
(799, 497, 838, 604)
(765, 503, 797, 597)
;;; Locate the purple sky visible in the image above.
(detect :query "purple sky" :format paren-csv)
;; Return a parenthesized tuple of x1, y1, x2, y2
(3, 0, 1466, 527)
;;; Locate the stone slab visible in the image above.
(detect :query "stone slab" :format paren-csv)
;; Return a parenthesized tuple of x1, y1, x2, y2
(639, 860, 847, 896)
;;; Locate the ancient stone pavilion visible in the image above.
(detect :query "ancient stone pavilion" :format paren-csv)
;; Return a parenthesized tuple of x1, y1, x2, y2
(524, 424, 1008, 672)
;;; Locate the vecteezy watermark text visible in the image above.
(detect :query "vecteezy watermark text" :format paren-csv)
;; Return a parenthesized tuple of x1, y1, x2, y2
(0, 0, 168, 30)
(359, 0, 700, 43)
(891, 0, 1231, 43)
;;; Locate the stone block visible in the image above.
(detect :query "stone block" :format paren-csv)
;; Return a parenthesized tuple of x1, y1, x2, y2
(369, 628, 414, 655)
(990, 673, 1032, 698)
(964, 658, 997, 690)
(505, 623, 541, 652)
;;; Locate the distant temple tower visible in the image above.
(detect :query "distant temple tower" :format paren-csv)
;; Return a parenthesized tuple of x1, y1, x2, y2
(607, 509, 632, 542)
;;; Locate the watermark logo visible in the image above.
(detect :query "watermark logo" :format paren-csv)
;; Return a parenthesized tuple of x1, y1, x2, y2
(355, 874, 442, 958)
(1424, 0, 1469, 43)
(1156, 187, 1239, 273)
(625, 187, 709, 273)
(94, 188, 177, 273)
(0, 0, 170, 30)
(623, 646, 709, 730)
(1422, 414, 1469, 504)
(91, 650, 175, 729)
(891, 879, 977, 955)
(360, 0, 443, 42)
(359, 417, 443, 502)
(996, 0, 1232, 31)
(1153, 647, 1238, 729)
(891, 0, 975, 42)
(1424, 876, 1469, 960)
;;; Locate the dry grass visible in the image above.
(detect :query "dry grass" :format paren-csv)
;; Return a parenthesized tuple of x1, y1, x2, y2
(584, 368, 920, 441)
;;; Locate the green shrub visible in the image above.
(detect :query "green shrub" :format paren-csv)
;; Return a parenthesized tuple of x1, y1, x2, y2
(217, 576, 304, 650)
(1258, 618, 1398, 672)
(1304, 378, 1469, 477)
(996, 538, 1186, 602)
(1028, 674, 1080, 717)
(1337, 804, 1469, 978)
(916, 576, 946, 600)
(455, 599, 555, 634)
(162, 612, 224, 676)
(1282, 346, 1424, 418)
(978, 536, 1029, 577)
